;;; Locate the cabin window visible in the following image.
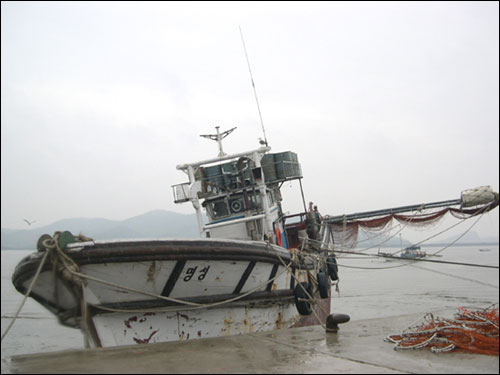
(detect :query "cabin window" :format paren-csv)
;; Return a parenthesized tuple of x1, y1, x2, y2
(204, 191, 267, 220)
(248, 193, 262, 210)
(213, 200, 229, 217)
(206, 199, 229, 219)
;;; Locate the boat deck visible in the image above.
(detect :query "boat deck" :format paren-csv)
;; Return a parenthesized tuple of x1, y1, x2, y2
(5, 311, 498, 374)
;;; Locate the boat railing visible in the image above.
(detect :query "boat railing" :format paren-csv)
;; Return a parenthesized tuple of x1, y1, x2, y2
(172, 182, 191, 203)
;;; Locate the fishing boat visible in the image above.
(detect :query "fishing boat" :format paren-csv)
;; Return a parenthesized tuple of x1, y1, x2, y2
(399, 246, 426, 259)
(12, 127, 338, 348)
(11, 127, 499, 348)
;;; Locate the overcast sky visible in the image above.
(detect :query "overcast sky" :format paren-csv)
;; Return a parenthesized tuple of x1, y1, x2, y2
(1, 1, 498, 242)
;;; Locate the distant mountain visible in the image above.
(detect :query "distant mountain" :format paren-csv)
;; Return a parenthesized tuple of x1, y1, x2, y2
(356, 230, 412, 248)
(483, 235, 500, 244)
(428, 231, 499, 245)
(3, 212, 497, 250)
(355, 230, 498, 248)
(1, 210, 200, 250)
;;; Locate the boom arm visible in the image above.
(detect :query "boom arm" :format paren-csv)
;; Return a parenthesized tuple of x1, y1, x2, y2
(324, 186, 498, 224)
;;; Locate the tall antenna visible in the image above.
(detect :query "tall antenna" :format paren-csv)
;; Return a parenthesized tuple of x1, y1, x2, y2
(239, 26, 268, 146)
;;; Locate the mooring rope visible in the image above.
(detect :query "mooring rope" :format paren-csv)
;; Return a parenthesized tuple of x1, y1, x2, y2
(410, 264, 499, 289)
(271, 244, 329, 329)
(71, 260, 293, 314)
(1, 249, 50, 342)
(330, 251, 498, 269)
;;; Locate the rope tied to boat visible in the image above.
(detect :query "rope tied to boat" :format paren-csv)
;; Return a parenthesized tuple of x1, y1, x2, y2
(1, 250, 50, 342)
(44, 237, 296, 315)
(38, 232, 89, 286)
(38, 231, 97, 346)
(268, 242, 330, 329)
(1, 231, 93, 343)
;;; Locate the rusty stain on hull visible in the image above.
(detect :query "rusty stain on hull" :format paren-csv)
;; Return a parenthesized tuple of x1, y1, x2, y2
(124, 316, 138, 329)
(133, 330, 159, 344)
(146, 261, 156, 282)
(275, 311, 283, 329)
(12, 238, 329, 348)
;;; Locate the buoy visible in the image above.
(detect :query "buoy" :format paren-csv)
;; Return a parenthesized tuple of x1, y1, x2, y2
(325, 313, 350, 333)
(36, 234, 53, 252)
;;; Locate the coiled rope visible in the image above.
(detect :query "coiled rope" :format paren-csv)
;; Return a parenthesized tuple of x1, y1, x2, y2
(384, 304, 499, 355)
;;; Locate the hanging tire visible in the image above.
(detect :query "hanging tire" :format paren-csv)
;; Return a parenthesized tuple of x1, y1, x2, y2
(317, 271, 329, 298)
(294, 282, 313, 315)
(36, 234, 53, 252)
(327, 256, 338, 281)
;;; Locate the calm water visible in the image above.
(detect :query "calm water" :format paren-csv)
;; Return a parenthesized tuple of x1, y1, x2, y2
(2, 245, 499, 371)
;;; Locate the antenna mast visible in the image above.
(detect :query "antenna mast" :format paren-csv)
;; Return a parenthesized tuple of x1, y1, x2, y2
(239, 27, 269, 146)
(200, 126, 237, 157)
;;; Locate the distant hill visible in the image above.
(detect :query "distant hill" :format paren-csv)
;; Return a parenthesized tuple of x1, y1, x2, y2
(2, 212, 497, 250)
(355, 230, 498, 248)
(356, 230, 412, 248)
(428, 231, 499, 246)
(1, 210, 200, 250)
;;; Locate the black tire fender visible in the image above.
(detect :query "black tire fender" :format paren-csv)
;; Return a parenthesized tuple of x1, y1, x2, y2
(317, 271, 329, 298)
(294, 282, 313, 315)
(327, 256, 339, 281)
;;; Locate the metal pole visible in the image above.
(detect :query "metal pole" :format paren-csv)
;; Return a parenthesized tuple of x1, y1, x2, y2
(325, 199, 462, 224)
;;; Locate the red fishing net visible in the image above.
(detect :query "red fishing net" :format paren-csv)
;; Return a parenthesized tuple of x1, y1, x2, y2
(385, 304, 499, 356)
(329, 200, 499, 249)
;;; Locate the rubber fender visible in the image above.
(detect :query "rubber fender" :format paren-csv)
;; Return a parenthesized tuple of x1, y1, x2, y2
(294, 282, 313, 316)
(317, 271, 329, 298)
(36, 234, 52, 252)
(327, 256, 338, 281)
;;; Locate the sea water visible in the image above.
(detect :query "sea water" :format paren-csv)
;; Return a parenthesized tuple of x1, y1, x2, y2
(1, 245, 499, 372)
(332, 245, 499, 321)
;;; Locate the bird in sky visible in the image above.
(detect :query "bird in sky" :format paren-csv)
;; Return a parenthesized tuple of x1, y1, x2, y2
(23, 219, 36, 226)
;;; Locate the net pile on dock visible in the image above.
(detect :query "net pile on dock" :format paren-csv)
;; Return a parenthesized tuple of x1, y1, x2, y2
(385, 304, 499, 356)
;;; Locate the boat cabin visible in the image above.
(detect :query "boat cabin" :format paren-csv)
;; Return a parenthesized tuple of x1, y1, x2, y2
(172, 127, 317, 248)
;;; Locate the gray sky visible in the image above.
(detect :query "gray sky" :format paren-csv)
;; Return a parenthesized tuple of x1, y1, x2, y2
(1, 1, 498, 242)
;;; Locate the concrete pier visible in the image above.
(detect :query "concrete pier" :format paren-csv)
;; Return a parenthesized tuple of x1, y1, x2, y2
(6, 312, 499, 374)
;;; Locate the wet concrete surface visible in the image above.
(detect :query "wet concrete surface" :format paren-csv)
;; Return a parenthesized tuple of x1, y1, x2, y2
(6, 311, 499, 374)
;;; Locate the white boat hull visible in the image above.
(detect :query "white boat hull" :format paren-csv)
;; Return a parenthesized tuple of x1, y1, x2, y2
(13, 238, 330, 347)
(93, 301, 301, 346)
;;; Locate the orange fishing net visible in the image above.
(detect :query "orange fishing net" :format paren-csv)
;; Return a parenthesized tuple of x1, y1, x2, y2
(385, 304, 499, 356)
